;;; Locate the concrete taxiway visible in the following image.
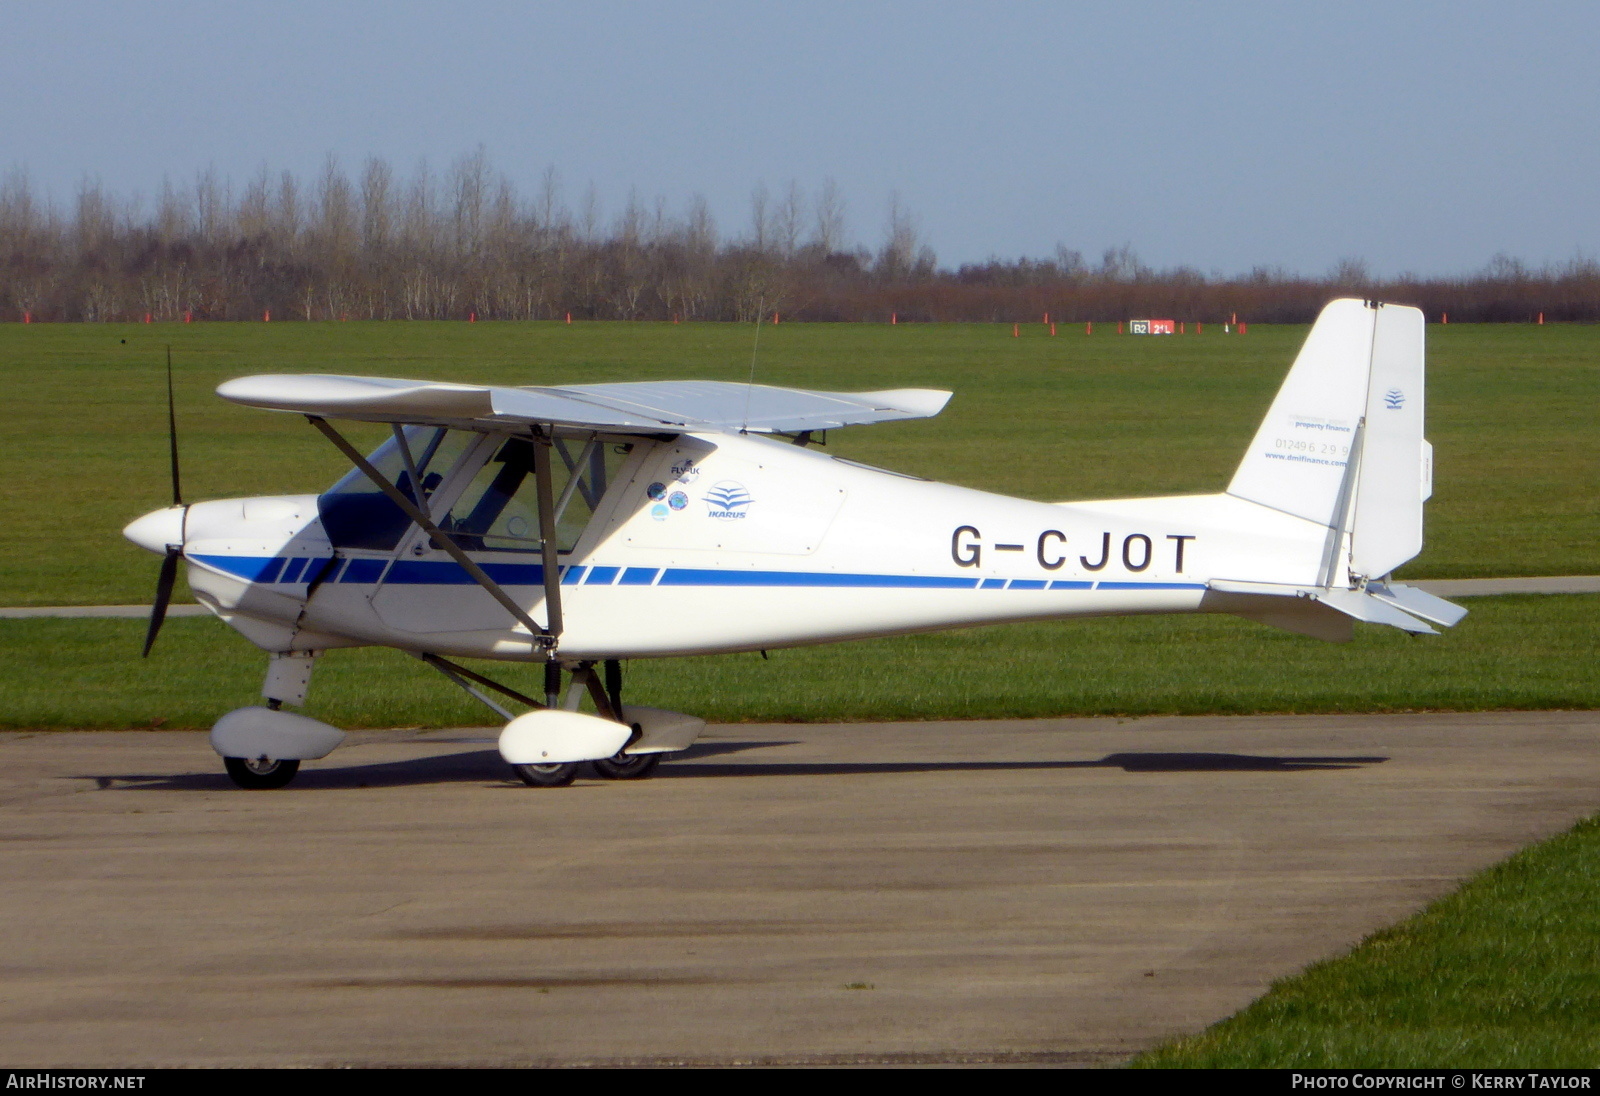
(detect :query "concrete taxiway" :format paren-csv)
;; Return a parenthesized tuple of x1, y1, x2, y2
(3, 711, 1599, 1067)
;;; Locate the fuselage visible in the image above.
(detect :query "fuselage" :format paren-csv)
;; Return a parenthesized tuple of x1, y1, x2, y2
(128, 429, 1334, 660)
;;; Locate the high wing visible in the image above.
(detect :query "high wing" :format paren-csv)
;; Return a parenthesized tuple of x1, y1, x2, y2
(215, 374, 953, 434)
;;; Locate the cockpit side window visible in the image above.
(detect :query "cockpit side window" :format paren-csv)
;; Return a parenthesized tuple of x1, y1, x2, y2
(552, 435, 630, 550)
(318, 427, 472, 551)
(440, 434, 631, 553)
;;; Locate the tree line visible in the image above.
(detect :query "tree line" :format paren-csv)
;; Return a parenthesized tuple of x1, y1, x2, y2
(1, 152, 1594, 324)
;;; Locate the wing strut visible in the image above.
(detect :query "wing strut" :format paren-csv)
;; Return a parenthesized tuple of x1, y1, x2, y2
(530, 428, 564, 641)
(306, 416, 556, 655)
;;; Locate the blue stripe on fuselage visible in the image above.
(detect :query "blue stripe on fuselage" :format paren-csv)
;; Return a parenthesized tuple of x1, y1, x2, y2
(190, 554, 296, 582)
(188, 554, 1204, 593)
(658, 569, 981, 589)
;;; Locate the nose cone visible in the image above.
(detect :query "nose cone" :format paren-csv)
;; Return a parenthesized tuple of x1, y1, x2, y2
(124, 506, 186, 554)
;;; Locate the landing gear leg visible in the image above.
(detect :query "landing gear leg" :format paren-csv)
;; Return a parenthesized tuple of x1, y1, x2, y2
(544, 660, 561, 709)
(219, 652, 321, 789)
(585, 658, 661, 780)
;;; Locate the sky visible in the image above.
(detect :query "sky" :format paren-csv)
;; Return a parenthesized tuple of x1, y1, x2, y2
(2, 0, 1596, 276)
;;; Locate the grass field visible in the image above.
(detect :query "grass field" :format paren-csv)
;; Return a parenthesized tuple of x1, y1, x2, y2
(3, 593, 1594, 730)
(1132, 812, 1600, 1068)
(0, 319, 1595, 606)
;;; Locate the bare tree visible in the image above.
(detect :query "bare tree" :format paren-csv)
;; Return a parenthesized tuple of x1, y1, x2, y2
(451, 146, 490, 256)
(193, 167, 227, 247)
(238, 165, 271, 240)
(316, 156, 357, 253)
(1330, 257, 1370, 286)
(74, 176, 116, 255)
(748, 182, 771, 254)
(360, 156, 394, 253)
(775, 181, 803, 258)
(534, 165, 564, 235)
(876, 191, 919, 280)
(155, 177, 187, 245)
(1054, 243, 1087, 279)
(272, 170, 302, 255)
(1098, 243, 1146, 282)
(578, 183, 600, 243)
(812, 177, 845, 254)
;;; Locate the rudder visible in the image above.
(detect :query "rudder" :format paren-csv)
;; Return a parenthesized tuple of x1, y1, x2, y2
(1349, 304, 1427, 580)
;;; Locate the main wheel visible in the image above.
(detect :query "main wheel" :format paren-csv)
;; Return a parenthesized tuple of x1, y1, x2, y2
(513, 762, 580, 787)
(591, 751, 662, 780)
(224, 756, 300, 790)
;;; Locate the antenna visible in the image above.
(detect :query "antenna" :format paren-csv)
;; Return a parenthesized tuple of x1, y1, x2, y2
(740, 297, 765, 433)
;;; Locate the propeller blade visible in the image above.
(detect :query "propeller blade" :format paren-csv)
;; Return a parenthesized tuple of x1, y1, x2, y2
(142, 546, 180, 657)
(165, 345, 183, 506)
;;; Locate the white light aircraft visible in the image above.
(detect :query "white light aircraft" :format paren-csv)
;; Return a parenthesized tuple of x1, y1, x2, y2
(124, 299, 1465, 789)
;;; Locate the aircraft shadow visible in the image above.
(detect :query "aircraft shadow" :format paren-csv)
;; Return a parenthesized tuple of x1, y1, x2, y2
(660, 751, 1389, 778)
(82, 739, 796, 792)
(86, 743, 1385, 792)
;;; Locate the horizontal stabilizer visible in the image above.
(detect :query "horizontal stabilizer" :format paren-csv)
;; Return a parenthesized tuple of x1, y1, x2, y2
(1207, 578, 1444, 637)
(217, 374, 952, 435)
(1314, 587, 1438, 634)
(1368, 582, 1469, 627)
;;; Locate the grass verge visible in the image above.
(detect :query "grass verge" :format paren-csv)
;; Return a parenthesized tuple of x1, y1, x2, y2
(4, 594, 1595, 730)
(1132, 812, 1600, 1068)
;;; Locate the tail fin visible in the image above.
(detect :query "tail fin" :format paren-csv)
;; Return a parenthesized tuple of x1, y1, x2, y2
(1226, 298, 1430, 586)
(1212, 299, 1463, 639)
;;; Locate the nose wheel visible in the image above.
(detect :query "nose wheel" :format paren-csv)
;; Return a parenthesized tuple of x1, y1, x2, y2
(224, 756, 301, 789)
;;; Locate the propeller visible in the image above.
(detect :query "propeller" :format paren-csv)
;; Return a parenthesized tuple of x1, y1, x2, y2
(142, 346, 187, 657)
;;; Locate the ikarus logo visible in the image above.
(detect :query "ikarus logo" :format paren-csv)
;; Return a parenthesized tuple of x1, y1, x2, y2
(1383, 388, 1406, 410)
(703, 481, 752, 520)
